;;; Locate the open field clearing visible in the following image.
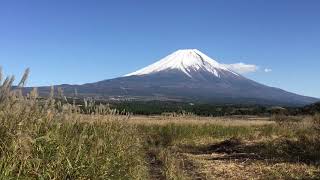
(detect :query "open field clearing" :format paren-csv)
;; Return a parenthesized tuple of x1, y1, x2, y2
(133, 115, 320, 179)
(1, 104, 319, 179)
(1, 108, 320, 179)
(128, 115, 274, 127)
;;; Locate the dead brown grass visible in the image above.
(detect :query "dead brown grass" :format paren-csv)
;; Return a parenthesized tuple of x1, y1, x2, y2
(180, 138, 320, 179)
(137, 115, 319, 179)
(128, 115, 274, 127)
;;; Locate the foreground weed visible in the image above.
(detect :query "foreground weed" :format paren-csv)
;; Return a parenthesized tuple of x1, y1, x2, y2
(0, 68, 148, 179)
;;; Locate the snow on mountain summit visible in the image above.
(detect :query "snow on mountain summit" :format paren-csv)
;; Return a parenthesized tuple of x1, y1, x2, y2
(125, 49, 238, 78)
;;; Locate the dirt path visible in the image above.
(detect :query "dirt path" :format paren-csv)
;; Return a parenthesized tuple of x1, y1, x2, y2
(146, 149, 207, 180)
(146, 151, 166, 180)
(178, 153, 207, 180)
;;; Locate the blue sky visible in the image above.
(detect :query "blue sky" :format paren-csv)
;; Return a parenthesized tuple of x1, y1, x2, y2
(0, 0, 319, 98)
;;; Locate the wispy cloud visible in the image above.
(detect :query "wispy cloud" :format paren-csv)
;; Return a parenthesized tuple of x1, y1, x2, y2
(223, 63, 259, 74)
(264, 68, 272, 73)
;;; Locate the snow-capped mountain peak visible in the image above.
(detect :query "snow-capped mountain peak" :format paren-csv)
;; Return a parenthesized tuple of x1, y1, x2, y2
(32, 49, 318, 106)
(125, 49, 238, 78)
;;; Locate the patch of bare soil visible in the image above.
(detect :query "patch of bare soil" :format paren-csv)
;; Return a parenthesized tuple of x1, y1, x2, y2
(178, 153, 207, 180)
(146, 151, 166, 180)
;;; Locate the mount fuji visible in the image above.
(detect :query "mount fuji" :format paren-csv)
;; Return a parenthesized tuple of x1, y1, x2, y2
(125, 49, 238, 78)
(34, 49, 318, 106)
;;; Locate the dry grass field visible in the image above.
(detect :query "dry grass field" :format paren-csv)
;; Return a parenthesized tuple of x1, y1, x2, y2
(128, 115, 274, 126)
(130, 115, 320, 179)
(0, 69, 319, 179)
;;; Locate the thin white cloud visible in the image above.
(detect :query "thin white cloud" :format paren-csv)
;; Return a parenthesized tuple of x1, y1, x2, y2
(264, 68, 272, 73)
(223, 63, 259, 74)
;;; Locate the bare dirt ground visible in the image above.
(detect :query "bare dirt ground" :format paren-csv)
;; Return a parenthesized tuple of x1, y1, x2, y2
(146, 151, 166, 180)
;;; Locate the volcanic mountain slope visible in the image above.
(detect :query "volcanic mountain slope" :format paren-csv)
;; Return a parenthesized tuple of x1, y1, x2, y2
(35, 49, 318, 106)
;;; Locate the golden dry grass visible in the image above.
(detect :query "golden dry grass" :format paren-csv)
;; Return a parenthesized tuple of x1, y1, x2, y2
(128, 115, 274, 127)
(0, 69, 149, 179)
(135, 115, 320, 179)
(182, 140, 320, 180)
(193, 154, 319, 180)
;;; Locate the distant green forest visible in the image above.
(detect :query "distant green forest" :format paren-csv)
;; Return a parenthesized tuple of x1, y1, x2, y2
(70, 99, 320, 116)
